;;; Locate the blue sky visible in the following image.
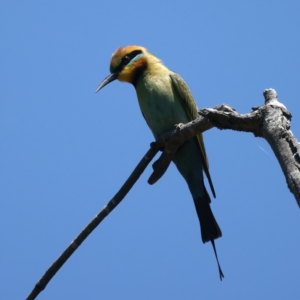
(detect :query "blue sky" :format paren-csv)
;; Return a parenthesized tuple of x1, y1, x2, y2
(1, 1, 300, 299)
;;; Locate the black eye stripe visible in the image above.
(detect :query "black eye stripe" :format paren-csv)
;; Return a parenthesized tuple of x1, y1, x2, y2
(118, 50, 143, 70)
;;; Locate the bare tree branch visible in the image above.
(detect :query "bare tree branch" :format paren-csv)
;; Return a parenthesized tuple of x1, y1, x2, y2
(149, 88, 300, 206)
(27, 88, 300, 299)
(26, 145, 159, 300)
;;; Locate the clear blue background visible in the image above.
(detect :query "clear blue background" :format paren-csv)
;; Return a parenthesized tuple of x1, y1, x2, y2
(1, 1, 300, 299)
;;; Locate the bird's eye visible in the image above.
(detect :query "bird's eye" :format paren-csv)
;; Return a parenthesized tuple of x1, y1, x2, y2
(122, 55, 130, 65)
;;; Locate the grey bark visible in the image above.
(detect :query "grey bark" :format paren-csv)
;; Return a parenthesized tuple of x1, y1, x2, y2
(150, 88, 300, 206)
(26, 88, 300, 299)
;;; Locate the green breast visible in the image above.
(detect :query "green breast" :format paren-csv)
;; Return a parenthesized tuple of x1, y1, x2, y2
(135, 74, 189, 139)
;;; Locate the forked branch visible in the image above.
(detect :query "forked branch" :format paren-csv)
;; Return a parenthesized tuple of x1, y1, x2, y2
(149, 89, 300, 205)
(26, 88, 300, 299)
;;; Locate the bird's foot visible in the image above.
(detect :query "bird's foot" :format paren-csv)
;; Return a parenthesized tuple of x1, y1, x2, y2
(175, 123, 184, 132)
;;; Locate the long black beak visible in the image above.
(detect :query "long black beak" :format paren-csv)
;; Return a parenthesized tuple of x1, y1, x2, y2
(95, 72, 118, 93)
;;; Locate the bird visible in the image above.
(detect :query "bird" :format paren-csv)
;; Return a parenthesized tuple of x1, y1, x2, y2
(95, 46, 224, 280)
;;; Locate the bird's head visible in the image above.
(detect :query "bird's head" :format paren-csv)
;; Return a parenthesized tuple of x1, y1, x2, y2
(95, 45, 155, 92)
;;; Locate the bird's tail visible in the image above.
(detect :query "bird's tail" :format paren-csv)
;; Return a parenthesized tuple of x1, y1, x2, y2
(193, 187, 222, 243)
(193, 183, 224, 280)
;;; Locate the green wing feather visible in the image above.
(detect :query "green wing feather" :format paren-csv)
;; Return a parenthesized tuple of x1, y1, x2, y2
(170, 73, 216, 198)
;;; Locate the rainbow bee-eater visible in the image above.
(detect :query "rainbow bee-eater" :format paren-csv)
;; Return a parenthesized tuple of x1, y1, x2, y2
(96, 46, 224, 279)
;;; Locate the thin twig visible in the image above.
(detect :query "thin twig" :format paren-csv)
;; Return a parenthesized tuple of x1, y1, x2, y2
(26, 144, 159, 300)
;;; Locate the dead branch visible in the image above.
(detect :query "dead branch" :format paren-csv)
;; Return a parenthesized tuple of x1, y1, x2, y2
(149, 88, 300, 206)
(26, 145, 159, 300)
(26, 88, 300, 299)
